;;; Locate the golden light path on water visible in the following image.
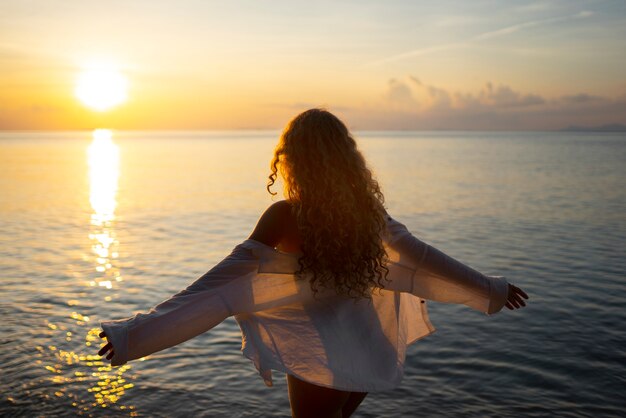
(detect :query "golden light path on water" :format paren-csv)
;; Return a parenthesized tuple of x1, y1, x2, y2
(39, 129, 137, 415)
(87, 129, 121, 291)
(85, 129, 137, 412)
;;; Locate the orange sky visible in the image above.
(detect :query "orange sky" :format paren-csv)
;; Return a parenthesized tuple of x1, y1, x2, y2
(1, 1, 625, 130)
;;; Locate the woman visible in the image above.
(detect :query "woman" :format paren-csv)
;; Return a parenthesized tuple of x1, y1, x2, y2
(98, 108, 528, 418)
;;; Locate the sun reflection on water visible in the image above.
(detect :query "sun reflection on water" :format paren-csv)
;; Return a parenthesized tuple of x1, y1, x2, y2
(85, 129, 136, 412)
(36, 129, 137, 414)
(34, 130, 137, 414)
(87, 129, 122, 289)
(37, 325, 138, 415)
(88, 129, 119, 223)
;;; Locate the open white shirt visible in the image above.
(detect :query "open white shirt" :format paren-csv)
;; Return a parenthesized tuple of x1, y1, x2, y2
(101, 216, 509, 392)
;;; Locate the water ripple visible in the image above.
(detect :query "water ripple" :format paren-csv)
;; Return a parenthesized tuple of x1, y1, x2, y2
(1, 131, 625, 417)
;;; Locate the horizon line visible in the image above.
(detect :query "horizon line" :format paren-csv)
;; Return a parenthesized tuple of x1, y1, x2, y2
(1, 126, 625, 134)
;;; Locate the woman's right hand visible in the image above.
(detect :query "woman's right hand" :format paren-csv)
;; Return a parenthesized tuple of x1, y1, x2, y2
(98, 331, 115, 360)
(505, 283, 529, 310)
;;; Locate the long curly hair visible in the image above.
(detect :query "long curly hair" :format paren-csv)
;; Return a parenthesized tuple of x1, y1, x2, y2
(267, 108, 390, 299)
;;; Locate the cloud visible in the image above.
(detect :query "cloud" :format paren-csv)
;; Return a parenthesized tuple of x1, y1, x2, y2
(344, 76, 626, 130)
(385, 78, 418, 108)
(475, 83, 546, 107)
(365, 42, 463, 67)
(385, 78, 545, 111)
(471, 11, 592, 42)
(365, 10, 593, 66)
(559, 93, 605, 104)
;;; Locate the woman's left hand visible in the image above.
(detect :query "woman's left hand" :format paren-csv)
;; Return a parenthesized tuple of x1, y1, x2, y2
(505, 283, 529, 310)
(97, 331, 115, 360)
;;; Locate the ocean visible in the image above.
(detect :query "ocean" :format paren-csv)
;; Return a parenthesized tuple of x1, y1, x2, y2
(1, 130, 624, 417)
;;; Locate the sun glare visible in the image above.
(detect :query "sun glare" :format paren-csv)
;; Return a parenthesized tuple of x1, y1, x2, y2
(75, 63, 128, 111)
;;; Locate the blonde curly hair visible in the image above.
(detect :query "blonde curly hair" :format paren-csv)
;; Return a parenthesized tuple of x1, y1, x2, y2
(267, 108, 390, 298)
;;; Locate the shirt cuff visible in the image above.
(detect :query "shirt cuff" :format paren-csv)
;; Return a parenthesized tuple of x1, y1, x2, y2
(100, 318, 130, 366)
(486, 276, 509, 315)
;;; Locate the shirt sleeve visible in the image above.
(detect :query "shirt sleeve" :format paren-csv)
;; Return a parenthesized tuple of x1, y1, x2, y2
(100, 244, 260, 366)
(100, 242, 318, 367)
(384, 215, 509, 315)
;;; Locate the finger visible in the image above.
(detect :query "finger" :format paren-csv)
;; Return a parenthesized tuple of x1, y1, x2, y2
(106, 351, 114, 360)
(98, 342, 112, 356)
(515, 287, 529, 299)
(98, 343, 107, 356)
(505, 302, 513, 310)
(99, 331, 106, 338)
(509, 297, 520, 309)
(512, 293, 526, 307)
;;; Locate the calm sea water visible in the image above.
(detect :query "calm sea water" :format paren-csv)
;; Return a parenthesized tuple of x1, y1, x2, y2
(1, 130, 624, 417)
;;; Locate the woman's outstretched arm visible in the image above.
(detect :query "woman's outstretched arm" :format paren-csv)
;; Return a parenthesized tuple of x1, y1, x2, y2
(97, 208, 315, 366)
(384, 215, 528, 314)
(96, 242, 263, 366)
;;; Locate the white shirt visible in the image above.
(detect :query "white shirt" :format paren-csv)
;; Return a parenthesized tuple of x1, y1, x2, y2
(101, 216, 509, 392)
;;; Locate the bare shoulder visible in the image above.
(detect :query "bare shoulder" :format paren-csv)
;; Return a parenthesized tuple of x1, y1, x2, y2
(248, 200, 294, 247)
(270, 199, 293, 213)
(264, 199, 294, 220)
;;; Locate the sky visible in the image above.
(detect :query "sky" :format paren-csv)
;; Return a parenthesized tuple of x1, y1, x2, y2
(1, 0, 625, 131)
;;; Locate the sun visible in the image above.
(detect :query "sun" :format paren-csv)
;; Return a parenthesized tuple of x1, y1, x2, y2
(75, 63, 129, 111)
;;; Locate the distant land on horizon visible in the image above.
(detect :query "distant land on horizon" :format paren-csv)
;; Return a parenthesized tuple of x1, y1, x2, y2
(559, 123, 626, 132)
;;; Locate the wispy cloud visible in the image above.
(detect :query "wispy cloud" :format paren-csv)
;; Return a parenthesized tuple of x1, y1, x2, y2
(472, 10, 592, 41)
(365, 43, 464, 67)
(365, 10, 593, 67)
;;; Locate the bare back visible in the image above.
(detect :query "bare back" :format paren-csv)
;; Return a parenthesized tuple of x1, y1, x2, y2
(248, 200, 368, 418)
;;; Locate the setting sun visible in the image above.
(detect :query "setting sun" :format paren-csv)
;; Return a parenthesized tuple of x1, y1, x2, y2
(75, 64, 128, 112)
